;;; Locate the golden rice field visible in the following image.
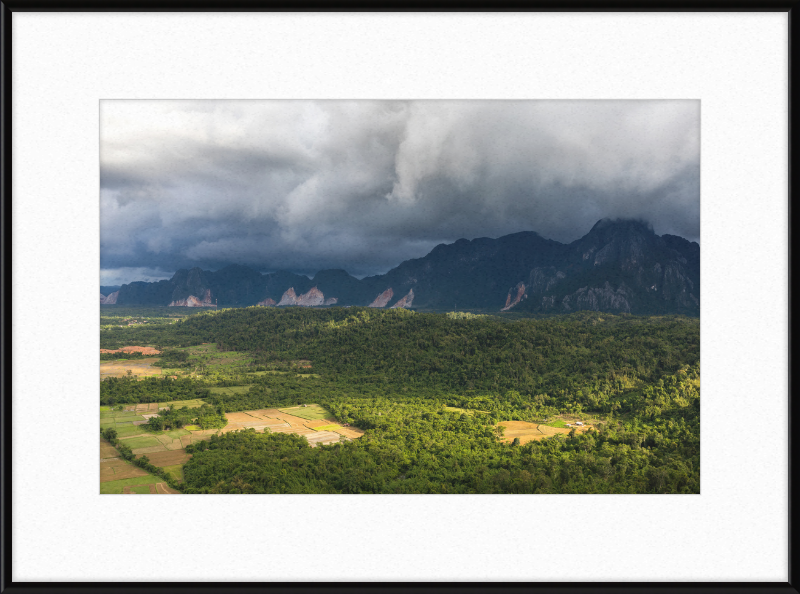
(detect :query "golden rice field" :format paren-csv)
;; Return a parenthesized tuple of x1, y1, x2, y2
(496, 420, 591, 445)
(215, 408, 362, 446)
(100, 357, 164, 379)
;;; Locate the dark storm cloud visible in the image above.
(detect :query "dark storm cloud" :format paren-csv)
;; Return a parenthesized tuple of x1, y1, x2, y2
(100, 100, 700, 284)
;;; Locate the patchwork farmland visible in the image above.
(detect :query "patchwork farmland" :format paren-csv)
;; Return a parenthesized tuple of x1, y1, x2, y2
(99, 437, 180, 494)
(100, 401, 364, 494)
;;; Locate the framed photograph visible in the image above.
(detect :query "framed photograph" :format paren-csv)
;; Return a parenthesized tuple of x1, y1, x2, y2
(3, 6, 792, 588)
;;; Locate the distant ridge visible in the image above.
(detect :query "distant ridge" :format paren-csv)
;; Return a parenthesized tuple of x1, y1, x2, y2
(106, 219, 699, 315)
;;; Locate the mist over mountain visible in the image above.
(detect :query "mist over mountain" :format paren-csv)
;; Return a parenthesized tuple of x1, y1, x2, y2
(105, 219, 699, 316)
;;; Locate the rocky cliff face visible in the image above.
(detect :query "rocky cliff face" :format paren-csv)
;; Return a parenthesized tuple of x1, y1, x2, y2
(560, 282, 632, 313)
(278, 287, 299, 306)
(257, 298, 277, 307)
(169, 268, 212, 304)
(390, 289, 414, 309)
(100, 291, 119, 304)
(276, 286, 330, 307)
(116, 264, 271, 307)
(368, 288, 394, 308)
(296, 287, 325, 306)
(528, 267, 566, 294)
(307, 269, 363, 305)
(501, 282, 526, 311)
(502, 267, 566, 311)
(169, 288, 214, 307)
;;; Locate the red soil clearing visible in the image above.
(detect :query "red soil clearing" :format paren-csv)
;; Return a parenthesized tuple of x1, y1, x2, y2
(100, 346, 161, 355)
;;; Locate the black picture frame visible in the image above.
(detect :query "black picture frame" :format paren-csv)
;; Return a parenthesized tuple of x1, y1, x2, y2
(0, 2, 794, 592)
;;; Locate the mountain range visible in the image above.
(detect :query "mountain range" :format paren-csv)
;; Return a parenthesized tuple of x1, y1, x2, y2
(100, 218, 699, 315)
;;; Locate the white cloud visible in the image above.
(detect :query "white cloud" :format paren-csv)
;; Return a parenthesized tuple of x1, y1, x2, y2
(100, 266, 173, 286)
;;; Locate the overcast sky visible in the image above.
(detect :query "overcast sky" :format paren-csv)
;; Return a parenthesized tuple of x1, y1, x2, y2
(100, 100, 699, 286)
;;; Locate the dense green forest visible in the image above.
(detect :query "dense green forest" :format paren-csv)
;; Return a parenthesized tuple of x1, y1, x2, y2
(146, 403, 227, 431)
(99, 351, 147, 361)
(100, 307, 700, 494)
(100, 376, 211, 405)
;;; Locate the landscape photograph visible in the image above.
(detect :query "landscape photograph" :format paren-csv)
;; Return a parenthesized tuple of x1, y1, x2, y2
(99, 99, 700, 495)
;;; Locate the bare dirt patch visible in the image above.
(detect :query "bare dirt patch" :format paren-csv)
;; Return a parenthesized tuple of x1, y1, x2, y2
(305, 431, 342, 446)
(156, 483, 180, 494)
(222, 411, 295, 434)
(100, 459, 149, 482)
(241, 410, 292, 427)
(136, 449, 191, 467)
(226, 412, 262, 424)
(100, 457, 128, 468)
(269, 426, 317, 436)
(135, 403, 159, 413)
(271, 412, 319, 427)
(332, 426, 365, 439)
(262, 420, 290, 428)
(131, 445, 168, 455)
(100, 440, 119, 458)
(100, 358, 162, 379)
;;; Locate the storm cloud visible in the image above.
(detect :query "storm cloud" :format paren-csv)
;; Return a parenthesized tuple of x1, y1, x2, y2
(100, 100, 699, 284)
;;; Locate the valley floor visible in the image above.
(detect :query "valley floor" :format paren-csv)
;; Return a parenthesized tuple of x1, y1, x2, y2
(99, 307, 700, 494)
